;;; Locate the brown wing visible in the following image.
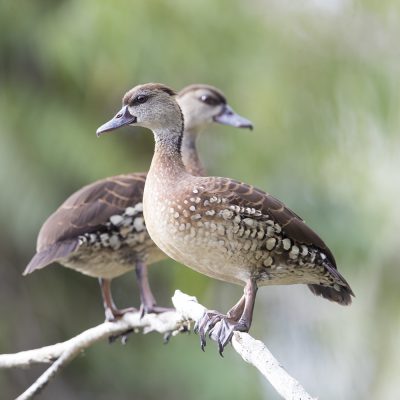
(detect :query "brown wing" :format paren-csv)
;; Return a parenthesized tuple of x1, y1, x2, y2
(200, 177, 337, 268)
(36, 172, 147, 252)
(197, 177, 353, 305)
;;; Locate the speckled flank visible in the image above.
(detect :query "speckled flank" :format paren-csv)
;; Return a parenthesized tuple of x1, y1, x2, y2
(144, 174, 350, 292)
(63, 202, 164, 279)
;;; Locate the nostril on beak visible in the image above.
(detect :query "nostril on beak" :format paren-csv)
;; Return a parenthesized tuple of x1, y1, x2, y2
(116, 113, 122, 118)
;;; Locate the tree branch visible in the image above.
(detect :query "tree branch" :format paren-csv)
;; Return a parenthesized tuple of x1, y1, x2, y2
(1, 290, 316, 400)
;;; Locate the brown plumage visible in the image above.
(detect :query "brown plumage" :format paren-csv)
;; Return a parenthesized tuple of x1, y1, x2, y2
(96, 83, 354, 352)
(24, 84, 253, 320)
(25, 173, 149, 275)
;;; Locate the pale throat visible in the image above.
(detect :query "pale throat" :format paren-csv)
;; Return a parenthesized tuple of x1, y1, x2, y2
(149, 124, 189, 181)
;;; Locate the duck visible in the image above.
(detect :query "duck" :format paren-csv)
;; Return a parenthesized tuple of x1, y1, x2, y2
(24, 84, 253, 321)
(96, 83, 354, 353)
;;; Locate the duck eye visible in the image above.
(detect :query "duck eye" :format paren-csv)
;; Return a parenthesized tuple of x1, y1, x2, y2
(200, 95, 219, 106)
(133, 95, 148, 105)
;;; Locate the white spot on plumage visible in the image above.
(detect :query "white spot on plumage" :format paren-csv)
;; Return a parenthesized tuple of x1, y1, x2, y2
(125, 207, 136, 216)
(266, 226, 274, 236)
(220, 209, 234, 220)
(134, 203, 143, 212)
(282, 238, 291, 250)
(109, 235, 121, 249)
(243, 218, 255, 227)
(289, 245, 299, 259)
(233, 215, 241, 224)
(110, 215, 124, 226)
(263, 256, 273, 267)
(133, 217, 145, 232)
(266, 237, 276, 250)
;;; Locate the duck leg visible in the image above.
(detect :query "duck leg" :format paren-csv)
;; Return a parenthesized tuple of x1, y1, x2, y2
(211, 279, 258, 354)
(195, 279, 258, 354)
(226, 295, 246, 320)
(99, 278, 136, 321)
(135, 260, 173, 316)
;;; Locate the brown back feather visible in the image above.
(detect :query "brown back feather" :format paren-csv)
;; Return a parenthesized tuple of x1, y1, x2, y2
(36, 172, 146, 253)
(201, 177, 337, 268)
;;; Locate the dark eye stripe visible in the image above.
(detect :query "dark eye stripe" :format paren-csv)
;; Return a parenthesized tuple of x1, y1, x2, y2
(200, 95, 220, 106)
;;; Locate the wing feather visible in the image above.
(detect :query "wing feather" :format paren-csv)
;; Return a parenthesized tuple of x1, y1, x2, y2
(36, 172, 146, 252)
(200, 177, 337, 268)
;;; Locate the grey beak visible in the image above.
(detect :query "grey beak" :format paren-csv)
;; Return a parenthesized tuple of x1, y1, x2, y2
(96, 106, 137, 137)
(213, 105, 253, 130)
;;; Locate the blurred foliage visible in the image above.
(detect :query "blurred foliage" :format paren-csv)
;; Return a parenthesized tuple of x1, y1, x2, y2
(1, 0, 399, 399)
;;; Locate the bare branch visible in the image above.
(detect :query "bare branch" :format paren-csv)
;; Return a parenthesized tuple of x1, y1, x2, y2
(0, 311, 185, 369)
(2, 290, 316, 400)
(232, 333, 316, 400)
(172, 291, 316, 400)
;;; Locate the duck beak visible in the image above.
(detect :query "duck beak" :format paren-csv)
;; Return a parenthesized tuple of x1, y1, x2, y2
(96, 106, 137, 137)
(213, 105, 253, 130)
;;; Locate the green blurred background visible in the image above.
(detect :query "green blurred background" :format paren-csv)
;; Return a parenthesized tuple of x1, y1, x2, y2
(1, 0, 399, 399)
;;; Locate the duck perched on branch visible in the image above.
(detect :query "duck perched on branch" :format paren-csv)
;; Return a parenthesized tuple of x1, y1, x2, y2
(97, 83, 354, 353)
(24, 84, 252, 320)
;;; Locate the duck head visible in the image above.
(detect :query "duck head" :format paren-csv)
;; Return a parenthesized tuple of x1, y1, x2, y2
(177, 84, 253, 132)
(96, 83, 181, 136)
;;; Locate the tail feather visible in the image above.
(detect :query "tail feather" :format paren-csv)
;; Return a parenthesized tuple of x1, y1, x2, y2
(23, 240, 79, 275)
(308, 261, 355, 305)
(308, 284, 354, 305)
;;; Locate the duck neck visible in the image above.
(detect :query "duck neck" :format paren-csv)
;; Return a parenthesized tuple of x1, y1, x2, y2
(150, 124, 188, 181)
(181, 127, 205, 177)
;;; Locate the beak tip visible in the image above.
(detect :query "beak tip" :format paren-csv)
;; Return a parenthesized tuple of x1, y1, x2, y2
(239, 123, 253, 130)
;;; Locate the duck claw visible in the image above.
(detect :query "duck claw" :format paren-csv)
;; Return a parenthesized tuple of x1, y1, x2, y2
(108, 328, 134, 344)
(197, 315, 250, 355)
(194, 310, 226, 351)
(210, 318, 237, 355)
